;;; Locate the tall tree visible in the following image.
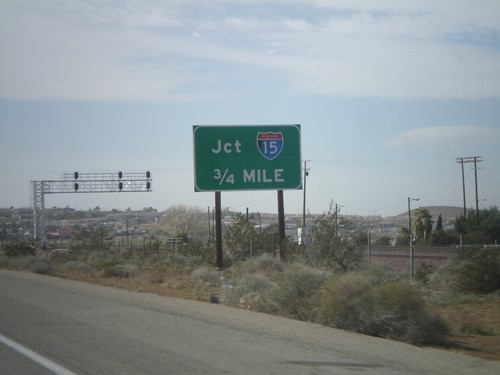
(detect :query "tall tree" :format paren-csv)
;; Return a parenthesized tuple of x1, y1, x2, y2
(161, 205, 206, 242)
(224, 213, 255, 261)
(455, 206, 500, 244)
(310, 201, 363, 270)
(435, 214, 443, 231)
(413, 208, 433, 244)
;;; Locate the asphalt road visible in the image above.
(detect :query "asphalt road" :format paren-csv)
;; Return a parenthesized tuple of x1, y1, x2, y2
(1, 269, 499, 375)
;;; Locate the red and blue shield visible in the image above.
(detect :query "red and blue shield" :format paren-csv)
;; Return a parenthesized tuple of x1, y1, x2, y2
(257, 132, 283, 160)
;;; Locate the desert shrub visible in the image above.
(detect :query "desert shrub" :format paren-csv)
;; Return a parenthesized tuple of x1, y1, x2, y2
(460, 321, 495, 336)
(50, 248, 83, 263)
(5, 256, 30, 269)
(369, 281, 448, 344)
(86, 251, 117, 267)
(192, 267, 222, 286)
(166, 255, 205, 270)
(228, 255, 283, 280)
(318, 272, 374, 331)
(270, 263, 329, 321)
(147, 270, 165, 284)
(3, 241, 35, 257)
(178, 242, 214, 263)
(63, 261, 92, 273)
(252, 255, 284, 274)
(28, 257, 55, 275)
(457, 257, 500, 294)
(317, 275, 448, 344)
(360, 262, 403, 285)
(223, 273, 275, 308)
(374, 282, 424, 317)
(3, 256, 55, 274)
(429, 262, 461, 297)
(100, 263, 138, 278)
(433, 249, 500, 295)
(415, 263, 434, 285)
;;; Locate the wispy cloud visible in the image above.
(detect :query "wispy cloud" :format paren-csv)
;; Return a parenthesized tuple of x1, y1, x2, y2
(385, 126, 500, 148)
(1, 0, 499, 101)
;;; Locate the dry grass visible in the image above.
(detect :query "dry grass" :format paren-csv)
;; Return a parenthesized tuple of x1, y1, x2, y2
(435, 296, 500, 361)
(56, 268, 219, 302)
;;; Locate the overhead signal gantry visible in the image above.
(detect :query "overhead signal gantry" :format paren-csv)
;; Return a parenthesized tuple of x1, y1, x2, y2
(31, 171, 152, 246)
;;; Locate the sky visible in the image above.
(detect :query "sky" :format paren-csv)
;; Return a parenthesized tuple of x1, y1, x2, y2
(1, 0, 499, 218)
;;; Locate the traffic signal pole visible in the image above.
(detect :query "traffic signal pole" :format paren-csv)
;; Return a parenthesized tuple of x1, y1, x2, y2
(32, 171, 152, 247)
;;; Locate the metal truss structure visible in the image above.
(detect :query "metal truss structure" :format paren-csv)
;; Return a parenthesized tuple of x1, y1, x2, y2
(32, 171, 152, 245)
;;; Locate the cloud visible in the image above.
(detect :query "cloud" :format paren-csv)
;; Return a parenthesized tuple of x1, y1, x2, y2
(385, 126, 500, 148)
(1, 0, 500, 101)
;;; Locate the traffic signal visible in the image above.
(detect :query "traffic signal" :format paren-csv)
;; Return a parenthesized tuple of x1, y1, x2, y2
(146, 181, 151, 190)
(74, 172, 79, 180)
(118, 182, 123, 191)
(74, 183, 79, 191)
(118, 171, 123, 179)
(146, 171, 151, 179)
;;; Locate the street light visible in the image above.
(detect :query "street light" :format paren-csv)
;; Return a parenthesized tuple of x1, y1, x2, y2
(408, 197, 419, 281)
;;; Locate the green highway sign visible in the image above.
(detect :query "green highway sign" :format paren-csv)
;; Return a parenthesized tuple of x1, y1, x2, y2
(193, 125, 302, 192)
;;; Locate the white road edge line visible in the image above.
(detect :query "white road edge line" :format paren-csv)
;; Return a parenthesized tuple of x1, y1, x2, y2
(0, 333, 78, 375)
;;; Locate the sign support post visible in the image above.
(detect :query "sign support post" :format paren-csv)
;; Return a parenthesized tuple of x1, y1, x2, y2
(215, 191, 223, 270)
(277, 190, 286, 261)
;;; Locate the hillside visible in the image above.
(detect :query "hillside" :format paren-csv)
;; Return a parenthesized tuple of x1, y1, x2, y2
(393, 206, 463, 222)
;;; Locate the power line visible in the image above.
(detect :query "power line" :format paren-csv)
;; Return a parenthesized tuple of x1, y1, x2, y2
(308, 177, 407, 200)
(310, 157, 455, 164)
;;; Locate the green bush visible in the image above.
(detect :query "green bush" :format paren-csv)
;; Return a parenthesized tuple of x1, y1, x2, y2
(28, 257, 55, 275)
(457, 257, 500, 294)
(99, 263, 138, 278)
(369, 281, 448, 344)
(318, 272, 374, 331)
(228, 255, 283, 280)
(415, 263, 434, 285)
(191, 267, 222, 286)
(374, 281, 424, 318)
(63, 261, 92, 273)
(317, 274, 448, 345)
(270, 263, 329, 321)
(223, 273, 275, 307)
(360, 262, 403, 285)
(166, 254, 205, 271)
(3, 241, 35, 257)
(2, 256, 55, 275)
(433, 249, 500, 295)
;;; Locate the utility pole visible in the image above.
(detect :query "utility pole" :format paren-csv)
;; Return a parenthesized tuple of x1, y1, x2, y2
(473, 156, 482, 225)
(456, 156, 482, 224)
(408, 197, 419, 281)
(335, 203, 343, 239)
(301, 160, 309, 242)
(456, 158, 467, 219)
